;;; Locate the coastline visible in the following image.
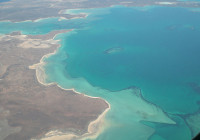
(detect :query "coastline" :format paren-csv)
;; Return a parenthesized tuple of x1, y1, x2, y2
(1, 3, 200, 24)
(29, 25, 176, 139)
(29, 30, 111, 140)
(1, 2, 200, 140)
(39, 102, 110, 140)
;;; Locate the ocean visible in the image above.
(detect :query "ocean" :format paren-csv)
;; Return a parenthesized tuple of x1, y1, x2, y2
(1, 5, 200, 140)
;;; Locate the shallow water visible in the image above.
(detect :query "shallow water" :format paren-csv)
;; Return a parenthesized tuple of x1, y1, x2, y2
(0, 0, 10, 3)
(1, 5, 200, 140)
(44, 6, 200, 140)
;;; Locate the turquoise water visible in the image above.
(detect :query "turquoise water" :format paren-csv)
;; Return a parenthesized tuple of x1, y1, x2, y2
(1, 5, 200, 140)
(0, 17, 88, 34)
(0, 0, 10, 3)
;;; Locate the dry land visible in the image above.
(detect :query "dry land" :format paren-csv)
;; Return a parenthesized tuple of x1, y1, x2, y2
(0, 0, 200, 22)
(1, 0, 200, 139)
(0, 31, 108, 140)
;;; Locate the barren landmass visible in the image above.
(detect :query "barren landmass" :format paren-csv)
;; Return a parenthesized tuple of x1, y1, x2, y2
(0, 0, 200, 22)
(0, 31, 108, 140)
(0, 0, 200, 139)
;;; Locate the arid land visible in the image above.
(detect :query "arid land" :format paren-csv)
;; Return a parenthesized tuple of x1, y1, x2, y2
(0, 0, 200, 22)
(0, 31, 108, 140)
(1, 0, 200, 139)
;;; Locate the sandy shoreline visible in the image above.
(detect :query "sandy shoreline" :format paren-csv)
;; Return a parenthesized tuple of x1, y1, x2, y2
(2, 3, 200, 24)
(0, 11, 89, 24)
(29, 30, 111, 140)
(38, 102, 110, 140)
